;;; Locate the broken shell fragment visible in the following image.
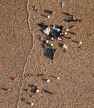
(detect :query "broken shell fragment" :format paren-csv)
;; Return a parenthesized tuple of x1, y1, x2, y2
(50, 43, 53, 47)
(43, 27, 51, 35)
(46, 40, 49, 43)
(47, 79, 50, 82)
(62, 44, 67, 50)
(58, 37, 62, 41)
(47, 16, 50, 18)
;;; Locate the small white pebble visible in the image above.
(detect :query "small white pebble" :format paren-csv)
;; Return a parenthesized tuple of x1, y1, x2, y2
(36, 89, 39, 93)
(57, 77, 60, 79)
(31, 102, 34, 106)
(66, 29, 69, 31)
(63, 44, 67, 50)
(47, 16, 50, 18)
(50, 43, 53, 47)
(46, 40, 49, 43)
(58, 37, 62, 41)
(51, 37, 54, 40)
(65, 32, 67, 35)
(47, 79, 50, 82)
(79, 41, 82, 45)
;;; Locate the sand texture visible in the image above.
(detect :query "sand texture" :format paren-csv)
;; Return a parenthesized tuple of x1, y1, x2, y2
(0, 0, 94, 108)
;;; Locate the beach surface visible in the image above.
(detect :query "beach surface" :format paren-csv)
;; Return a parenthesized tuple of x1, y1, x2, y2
(0, 0, 94, 108)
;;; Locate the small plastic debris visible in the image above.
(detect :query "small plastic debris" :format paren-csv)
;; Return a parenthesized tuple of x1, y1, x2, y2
(47, 79, 50, 82)
(47, 16, 50, 18)
(65, 32, 68, 35)
(50, 43, 53, 47)
(61, 1, 64, 8)
(58, 37, 62, 41)
(51, 37, 54, 40)
(78, 41, 82, 48)
(31, 102, 34, 106)
(57, 77, 60, 79)
(62, 44, 67, 50)
(52, 26, 61, 32)
(36, 89, 40, 93)
(46, 40, 49, 43)
(43, 27, 51, 35)
(21, 98, 25, 102)
(12, 77, 16, 81)
(66, 29, 69, 31)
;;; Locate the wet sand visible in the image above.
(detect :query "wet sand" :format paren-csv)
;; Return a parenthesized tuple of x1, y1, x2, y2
(0, 0, 94, 108)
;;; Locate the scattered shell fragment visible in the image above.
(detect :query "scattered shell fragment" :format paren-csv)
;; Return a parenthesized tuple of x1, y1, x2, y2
(66, 29, 69, 31)
(43, 27, 51, 35)
(50, 43, 53, 47)
(57, 77, 60, 79)
(47, 79, 50, 82)
(46, 40, 49, 43)
(62, 44, 67, 50)
(65, 32, 68, 35)
(36, 89, 40, 93)
(47, 16, 50, 18)
(31, 102, 34, 106)
(58, 37, 62, 41)
(51, 37, 54, 40)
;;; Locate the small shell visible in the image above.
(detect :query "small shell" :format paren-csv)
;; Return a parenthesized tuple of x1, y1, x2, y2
(47, 79, 50, 82)
(50, 43, 53, 47)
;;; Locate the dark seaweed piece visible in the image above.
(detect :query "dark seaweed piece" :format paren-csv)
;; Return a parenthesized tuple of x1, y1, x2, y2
(44, 48, 56, 60)
(44, 9, 53, 15)
(42, 89, 54, 95)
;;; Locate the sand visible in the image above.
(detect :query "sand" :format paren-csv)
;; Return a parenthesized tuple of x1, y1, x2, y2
(0, 0, 94, 108)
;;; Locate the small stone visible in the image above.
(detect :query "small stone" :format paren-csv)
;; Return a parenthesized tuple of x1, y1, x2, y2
(57, 77, 60, 79)
(47, 79, 50, 82)
(65, 32, 67, 35)
(36, 89, 39, 93)
(48, 16, 50, 18)
(66, 29, 69, 31)
(51, 37, 54, 40)
(46, 40, 49, 43)
(50, 43, 53, 47)
(31, 102, 34, 106)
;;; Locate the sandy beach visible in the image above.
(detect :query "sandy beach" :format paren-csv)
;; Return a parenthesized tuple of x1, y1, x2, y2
(0, 0, 94, 108)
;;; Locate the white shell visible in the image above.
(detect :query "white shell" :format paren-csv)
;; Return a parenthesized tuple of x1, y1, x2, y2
(62, 44, 67, 50)
(48, 16, 50, 18)
(31, 103, 34, 106)
(36, 89, 39, 92)
(58, 37, 62, 41)
(50, 43, 53, 47)
(66, 29, 69, 31)
(57, 77, 60, 79)
(51, 37, 54, 40)
(46, 40, 49, 43)
(47, 79, 50, 82)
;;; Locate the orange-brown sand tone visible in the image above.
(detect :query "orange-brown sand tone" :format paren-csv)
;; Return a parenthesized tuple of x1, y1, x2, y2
(0, 0, 94, 108)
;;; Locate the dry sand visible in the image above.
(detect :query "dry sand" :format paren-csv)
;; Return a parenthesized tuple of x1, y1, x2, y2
(0, 0, 94, 108)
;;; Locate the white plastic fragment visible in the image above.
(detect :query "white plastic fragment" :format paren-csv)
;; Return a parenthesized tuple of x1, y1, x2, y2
(52, 26, 60, 32)
(50, 43, 53, 47)
(46, 40, 49, 43)
(61, 1, 64, 8)
(43, 27, 51, 35)
(36, 89, 40, 93)
(62, 44, 67, 50)
(51, 37, 54, 40)
(31, 102, 34, 106)
(65, 32, 67, 35)
(47, 16, 50, 18)
(66, 29, 69, 31)
(79, 41, 82, 45)
(57, 77, 60, 79)
(47, 79, 50, 82)
(58, 37, 62, 41)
